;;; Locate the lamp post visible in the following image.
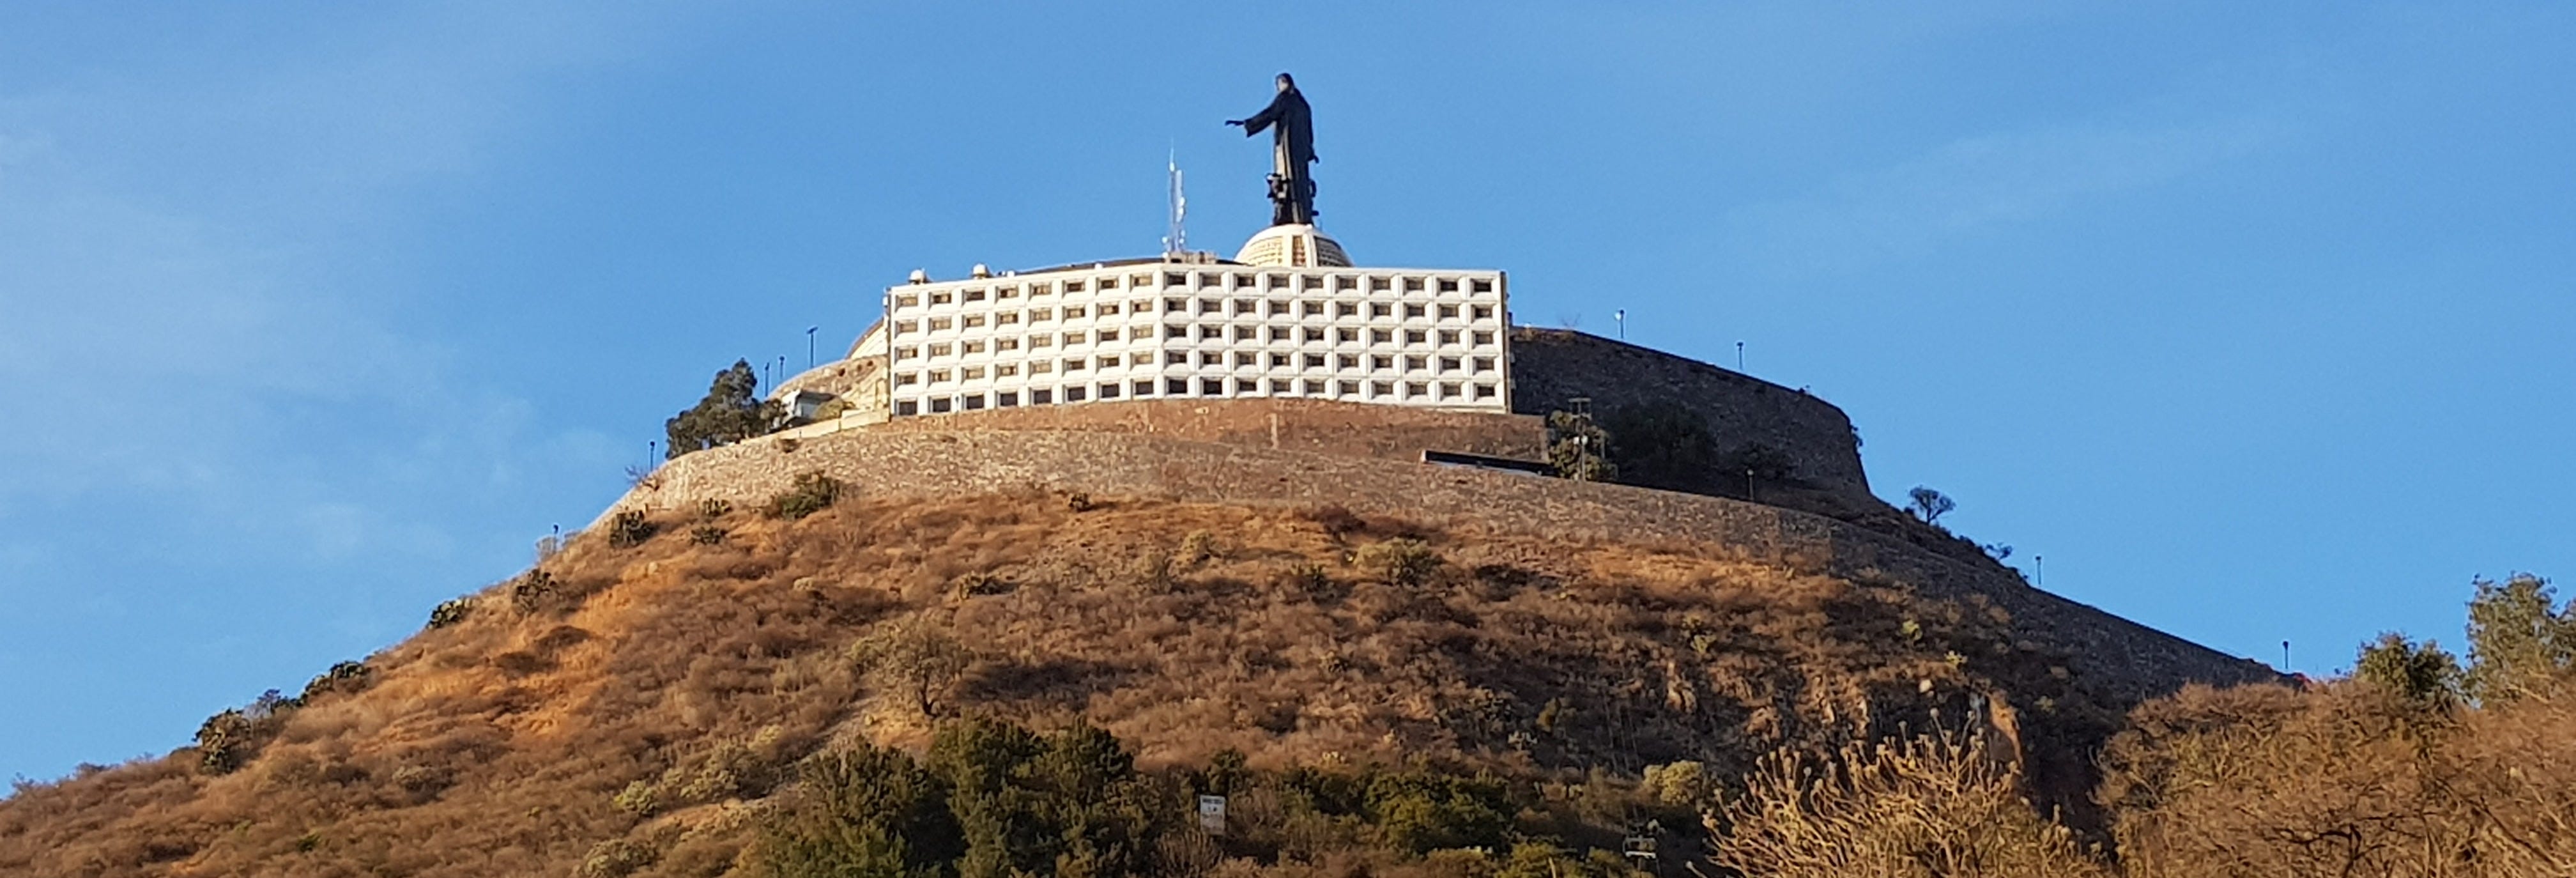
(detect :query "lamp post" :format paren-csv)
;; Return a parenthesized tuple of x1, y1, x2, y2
(806, 325, 820, 369)
(1614, 309, 1625, 341)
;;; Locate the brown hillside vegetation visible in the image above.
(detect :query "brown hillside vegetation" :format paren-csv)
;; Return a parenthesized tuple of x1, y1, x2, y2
(0, 488, 2127, 877)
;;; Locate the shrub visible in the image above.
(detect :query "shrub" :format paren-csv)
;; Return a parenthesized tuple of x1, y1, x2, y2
(298, 660, 371, 704)
(1712, 730, 2106, 878)
(770, 472, 841, 520)
(666, 359, 786, 459)
(698, 498, 733, 520)
(756, 741, 960, 878)
(850, 615, 976, 718)
(575, 838, 656, 878)
(1065, 491, 1096, 512)
(510, 569, 559, 613)
(427, 597, 473, 629)
(1361, 767, 1516, 854)
(194, 709, 263, 776)
(607, 510, 655, 548)
(611, 780, 659, 817)
(1356, 539, 1441, 587)
(689, 525, 727, 546)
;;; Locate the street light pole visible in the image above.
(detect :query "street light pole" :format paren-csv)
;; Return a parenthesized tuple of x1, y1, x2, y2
(1736, 341, 1744, 371)
(806, 325, 819, 369)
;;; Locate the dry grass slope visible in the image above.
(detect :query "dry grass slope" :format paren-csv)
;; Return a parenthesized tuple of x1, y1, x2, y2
(0, 490, 2147, 877)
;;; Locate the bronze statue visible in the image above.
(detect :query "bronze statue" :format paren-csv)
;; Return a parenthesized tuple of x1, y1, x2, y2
(1227, 73, 1316, 226)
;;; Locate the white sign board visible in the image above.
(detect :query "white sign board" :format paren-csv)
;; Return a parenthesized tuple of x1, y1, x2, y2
(1197, 794, 1227, 834)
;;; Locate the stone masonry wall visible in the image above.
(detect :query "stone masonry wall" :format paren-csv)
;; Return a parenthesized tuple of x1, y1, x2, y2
(608, 428, 2274, 704)
(855, 398, 1543, 463)
(1509, 328, 1870, 499)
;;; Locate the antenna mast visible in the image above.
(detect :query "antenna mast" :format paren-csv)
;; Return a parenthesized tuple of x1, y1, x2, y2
(1163, 150, 1188, 258)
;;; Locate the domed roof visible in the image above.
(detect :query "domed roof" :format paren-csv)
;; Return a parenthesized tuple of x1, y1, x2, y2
(1234, 224, 1351, 268)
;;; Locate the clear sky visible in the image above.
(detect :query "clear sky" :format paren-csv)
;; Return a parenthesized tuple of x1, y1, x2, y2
(3, 3, 2571, 783)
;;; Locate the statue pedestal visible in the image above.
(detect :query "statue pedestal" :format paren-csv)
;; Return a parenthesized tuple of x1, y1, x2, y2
(1234, 224, 1351, 268)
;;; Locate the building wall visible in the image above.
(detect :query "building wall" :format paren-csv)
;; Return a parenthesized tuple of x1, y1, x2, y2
(1508, 328, 1872, 499)
(605, 428, 2276, 705)
(882, 263, 1510, 417)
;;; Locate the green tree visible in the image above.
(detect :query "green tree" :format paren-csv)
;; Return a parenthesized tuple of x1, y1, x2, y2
(1908, 486, 1956, 527)
(666, 359, 784, 459)
(1546, 410, 1615, 482)
(2354, 632, 2464, 709)
(851, 614, 977, 719)
(927, 719, 1161, 878)
(1598, 403, 1715, 491)
(756, 743, 962, 878)
(2465, 573, 2576, 704)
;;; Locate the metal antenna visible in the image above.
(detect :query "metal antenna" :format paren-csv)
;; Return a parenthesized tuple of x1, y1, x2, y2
(1163, 148, 1189, 258)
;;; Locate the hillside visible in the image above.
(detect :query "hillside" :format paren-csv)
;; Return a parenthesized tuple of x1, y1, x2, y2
(0, 479, 2189, 877)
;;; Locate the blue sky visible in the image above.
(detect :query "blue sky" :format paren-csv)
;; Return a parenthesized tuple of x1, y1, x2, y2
(3, 3, 2570, 782)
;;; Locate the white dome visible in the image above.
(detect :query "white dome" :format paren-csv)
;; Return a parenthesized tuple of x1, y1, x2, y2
(1234, 224, 1351, 268)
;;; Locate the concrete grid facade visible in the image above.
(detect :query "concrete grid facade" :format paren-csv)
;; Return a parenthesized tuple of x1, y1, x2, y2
(881, 263, 1510, 417)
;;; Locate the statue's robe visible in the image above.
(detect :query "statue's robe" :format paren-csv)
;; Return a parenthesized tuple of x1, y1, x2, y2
(1239, 86, 1316, 224)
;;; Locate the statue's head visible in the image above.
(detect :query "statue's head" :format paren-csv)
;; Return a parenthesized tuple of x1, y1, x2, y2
(1276, 72, 1296, 93)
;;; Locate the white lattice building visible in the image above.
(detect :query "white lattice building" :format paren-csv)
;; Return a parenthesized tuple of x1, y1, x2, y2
(877, 225, 1509, 418)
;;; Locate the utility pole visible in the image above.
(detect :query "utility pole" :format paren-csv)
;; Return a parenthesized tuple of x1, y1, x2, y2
(806, 326, 819, 369)
(2035, 555, 2044, 587)
(1614, 309, 1625, 340)
(1736, 341, 1745, 371)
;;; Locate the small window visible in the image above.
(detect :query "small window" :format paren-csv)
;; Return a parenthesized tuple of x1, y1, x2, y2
(997, 286, 1020, 299)
(1270, 353, 1291, 367)
(1168, 378, 1190, 394)
(1370, 276, 1392, 291)
(1231, 273, 1253, 288)
(1473, 330, 1494, 346)
(1471, 279, 1493, 294)
(1200, 351, 1223, 366)
(1133, 379, 1154, 396)
(928, 343, 953, 357)
(1404, 277, 1425, 292)
(962, 340, 985, 354)
(1167, 351, 1190, 365)
(1268, 300, 1290, 316)
(1305, 379, 1326, 394)
(1271, 379, 1292, 393)
(1099, 276, 1119, 290)
(1337, 302, 1360, 317)
(961, 393, 985, 410)
(928, 397, 953, 413)
(1371, 329, 1393, 344)
(963, 289, 986, 302)
(1167, 325, 1188, 339)
(1236, 351, 1258, 367)
(1064, 305, 1087, 318)
(1439, 330, 1460, 345)
(1406, 330, 1428, 344)
(1472, 305, 1494, 320)
(1234, 325, 1257, 341)
(1372, 380, 1395, 396)
(1064, 385, 1087, 401)
(1475, 383, 1497, 398)
(1199, 325, 1221, 339)
(1097, 327, 1120, 342)
(1304, 327, 1326, 341)
(1063, 357, 1085, 371)
(1166, 273, 1189, 288)
(1238, 378, 1259, 392)
(1439, 357, 1461, 372)
(1302, 301, 1325, 316)
(1370, 303, 1392, 318)
(1200, 298, 1222, 314)
(997, 363, 1020, 376)
(1339, 380, 1360, 396)
(1097, 382, 1119, 399)
(997, 391, 1020, 407)
(1029, 334, 1053, 348)
(1338, 328, 1359, 343)
(1372, 355, 1394, 369)
(996, 312, 1020, 325)
(1265, 274, 1289, 291)
(1098, 302, 1120, 316)
(1438, 279, 1459, 293)
(895, 346, 919, 361)
(1066, 280, 1087, 293)
(1166, 298, 1188, 313)
(1098, 354, 1121, 367)
(1063, 332, 1086, 345)
(931, 291, 954, 305)
(1338, 354, 1359, 369)
(1474, 357, 1495, 373)
(1335, 275, 1358, 291)
(1031, 307, 1054, 321)
(1406, 355, 1428, 371)
(1202, 378, 1225, 395)
(1268, 327, 1291, 341)
(930, 316, 954, 330)
(1030, 359, 1053, 373)
(894, 372, 919, 386)
(1407, 381, 1429, 397)
(896, 400, 919, 415)
(1029, 282, 1052, 296)
(1305, 353, 1326, 367)
(1031, 389, 1053, 404)
(895, 293, 920, 307)
(1404, 304, 1427, 318)
(1234, 298, 1257, 315)
(895, 320, 919, 333)
(1438, 304, 1459, 320)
